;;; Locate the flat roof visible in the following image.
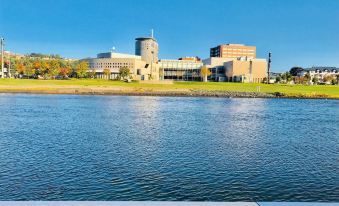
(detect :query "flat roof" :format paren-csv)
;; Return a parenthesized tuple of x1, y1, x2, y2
(135, 37, 157, 41)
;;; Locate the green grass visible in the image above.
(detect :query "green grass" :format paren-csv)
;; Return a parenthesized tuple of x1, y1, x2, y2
(0, 79, 338, 98)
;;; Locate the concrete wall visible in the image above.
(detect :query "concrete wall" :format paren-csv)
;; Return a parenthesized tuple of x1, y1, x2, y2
(224, 59, 267, 83)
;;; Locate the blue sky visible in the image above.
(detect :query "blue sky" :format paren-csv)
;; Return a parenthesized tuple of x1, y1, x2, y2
(0, 0, 338, 72)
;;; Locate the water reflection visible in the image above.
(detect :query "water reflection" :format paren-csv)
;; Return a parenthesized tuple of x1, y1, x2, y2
(0, 95, 338, 201)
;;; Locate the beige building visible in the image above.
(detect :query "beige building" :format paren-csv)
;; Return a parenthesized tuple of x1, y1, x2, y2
(203, 57, 267, 83)
(224, 58, 267, 83)
(210, 44, 256, 59)
(87, 52, 159, 80)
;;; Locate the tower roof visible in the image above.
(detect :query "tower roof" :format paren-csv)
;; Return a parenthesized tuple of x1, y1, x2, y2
(135, 37, 157, 41)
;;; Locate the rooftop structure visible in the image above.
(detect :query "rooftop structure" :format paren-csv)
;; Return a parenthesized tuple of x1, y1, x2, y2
(135, 35, 159, 64)
(210, 44, 256, 59)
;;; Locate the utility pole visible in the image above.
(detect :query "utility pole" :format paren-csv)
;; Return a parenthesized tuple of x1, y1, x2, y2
(267, 52, 272, 84)
(1, 38, 4, 78)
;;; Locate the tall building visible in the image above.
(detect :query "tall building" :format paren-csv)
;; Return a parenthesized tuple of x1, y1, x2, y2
(210, 44, 256, 59)
(135, 36, 159, 64)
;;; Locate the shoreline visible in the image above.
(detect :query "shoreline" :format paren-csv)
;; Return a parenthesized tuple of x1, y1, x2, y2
(0, 88, 337, 99)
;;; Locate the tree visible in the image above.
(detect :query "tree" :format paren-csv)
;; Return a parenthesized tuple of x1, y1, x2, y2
(103, 68, 111, 80)
(119, 66, 130, 80)
(76, 61, 89, 78)
(304, 72, 311, 84)
(32, 60, 41, 75)
(40, 61, 50, 78)
(289, 67, 304, 76)
(87, 69, 96, 79)
(281, 72, 292, 83)
(49, 60, 60, 78)
(24, 62, 35, 77)
(323, 75, 333, 83)
(16, 63, 26, 75)
(59, 67, 71, 78)
(200, 66, 211, 82)
(312, 76, 319, 85)
(275, 76, 281, 83)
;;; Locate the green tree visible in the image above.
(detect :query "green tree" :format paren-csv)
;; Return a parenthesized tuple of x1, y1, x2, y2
(281, 72, 292, 83)
(87, 69, 96, 79)
(119, 66, 130, 80)
(76, 61, 89, 78)
(200, 66, 211, 82)
(289, 67, 304, 76)
(275, 76, 281, 83)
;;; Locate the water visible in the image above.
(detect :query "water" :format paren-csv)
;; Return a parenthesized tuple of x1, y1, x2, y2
(0, 94, 338, 201)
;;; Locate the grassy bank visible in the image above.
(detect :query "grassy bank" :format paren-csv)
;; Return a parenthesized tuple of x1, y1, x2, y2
(0, 79, 338, 99)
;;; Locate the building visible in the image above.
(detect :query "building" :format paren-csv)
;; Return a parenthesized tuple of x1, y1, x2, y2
(224, 57, 267, 83)
(135, 37, 159, 64)
(298, 67, 339, 83)
(203, 57, 267, 83)
(87, 51, 159, 80)
(159, 59, 203, 81)
(86, 33, 160, 81)
(210, 44, 256, 59)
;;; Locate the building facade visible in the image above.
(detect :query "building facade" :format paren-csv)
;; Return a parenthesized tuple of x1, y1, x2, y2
(87, 52, 159, 80)
(135, 37, 159, 64)
(224, 58, 267, 83)
(210, 44, 256, 59)
(159, 59, 203, 81)
(203, 57, 267, 83)
(298, 67, 339, 83)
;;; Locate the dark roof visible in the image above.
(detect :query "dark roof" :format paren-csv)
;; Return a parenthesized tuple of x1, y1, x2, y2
(304, 67, 338, 71)
(135, 37, 157, 41)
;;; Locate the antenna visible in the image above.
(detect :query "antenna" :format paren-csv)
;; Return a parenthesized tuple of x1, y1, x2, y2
(111, 46, 116, 53)
(151, 29, 154, 38)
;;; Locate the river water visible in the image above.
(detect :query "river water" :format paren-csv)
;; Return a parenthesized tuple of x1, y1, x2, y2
(0, 94, 338, 201)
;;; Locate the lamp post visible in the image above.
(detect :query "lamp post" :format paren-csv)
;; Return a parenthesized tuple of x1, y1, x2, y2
(1, 38, 4, 78)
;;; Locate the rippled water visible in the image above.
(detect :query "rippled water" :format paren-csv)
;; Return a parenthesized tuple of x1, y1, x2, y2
(0, 94, 338, 201)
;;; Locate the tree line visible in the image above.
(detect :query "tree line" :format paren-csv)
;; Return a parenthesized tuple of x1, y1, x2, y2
(2, 56, 132, 80)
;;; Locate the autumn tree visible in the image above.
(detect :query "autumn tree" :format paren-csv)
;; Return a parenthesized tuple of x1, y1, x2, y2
(16, 63, 26, 75)
(59, 67, 71, 78)
(24, 62, 35, 77)
(49, 60, 60, 78)
(103, 68, 111, 80)
(304, 72, 311, 84)
(76, 61, 89, 78)
(32, 60, 41, 75)
(323, 75, 333, 83)
(200, 66, 211, 82)
(40, 61, 50, 78)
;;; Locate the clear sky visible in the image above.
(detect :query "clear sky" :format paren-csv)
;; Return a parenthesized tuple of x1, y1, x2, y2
(0, 0, 338, 72)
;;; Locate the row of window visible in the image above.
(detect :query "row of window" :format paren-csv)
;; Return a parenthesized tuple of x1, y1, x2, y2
(222, 49, 255, 52)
